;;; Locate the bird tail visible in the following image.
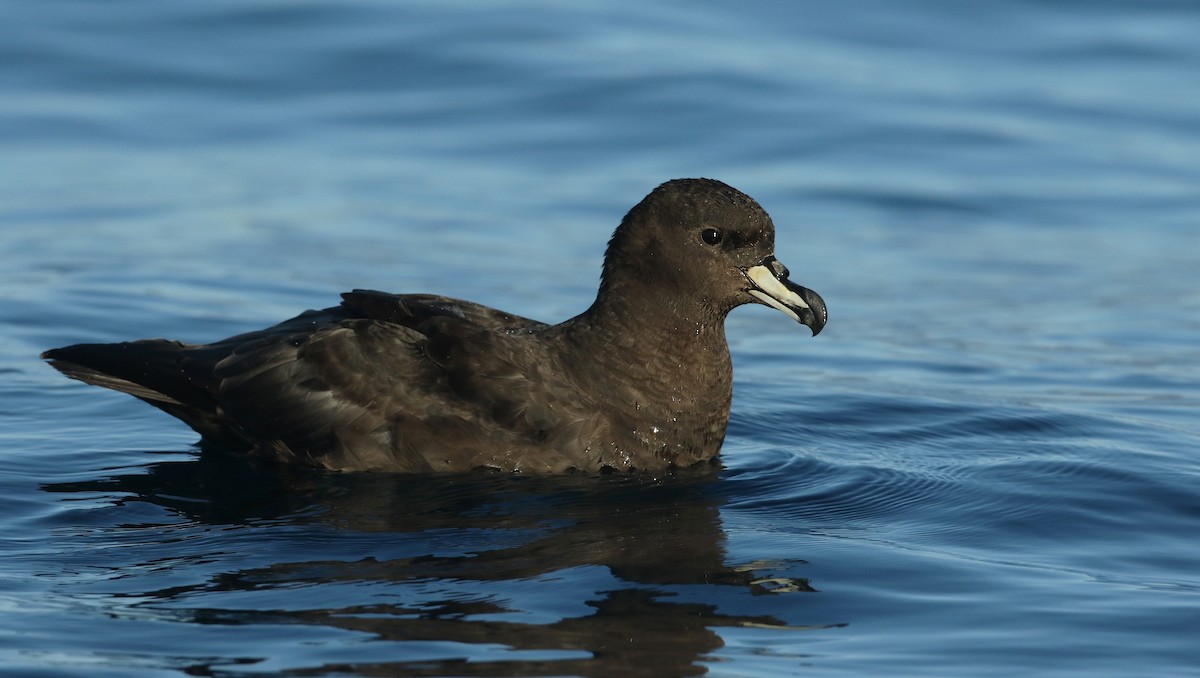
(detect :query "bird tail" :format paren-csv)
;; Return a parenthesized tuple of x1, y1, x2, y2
(43, 340, 192, 404)
(41, 340, 235, 444)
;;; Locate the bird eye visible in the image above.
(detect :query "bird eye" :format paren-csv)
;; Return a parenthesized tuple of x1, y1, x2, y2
(700, 228, 722, 245)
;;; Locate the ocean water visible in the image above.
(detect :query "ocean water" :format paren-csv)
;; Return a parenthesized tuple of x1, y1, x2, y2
(3, 1, 1199, 676)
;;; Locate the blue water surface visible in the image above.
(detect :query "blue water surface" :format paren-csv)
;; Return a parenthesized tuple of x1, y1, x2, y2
(2, 1, 1199, 676)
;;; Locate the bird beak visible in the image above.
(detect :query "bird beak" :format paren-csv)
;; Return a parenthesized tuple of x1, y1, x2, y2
(743, 256, 827, 336)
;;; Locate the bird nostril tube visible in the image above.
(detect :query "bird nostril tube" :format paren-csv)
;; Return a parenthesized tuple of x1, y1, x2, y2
(766, 256, 790, 279)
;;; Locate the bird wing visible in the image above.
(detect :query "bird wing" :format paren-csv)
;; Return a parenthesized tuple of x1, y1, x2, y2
(209, 294, 589, 472)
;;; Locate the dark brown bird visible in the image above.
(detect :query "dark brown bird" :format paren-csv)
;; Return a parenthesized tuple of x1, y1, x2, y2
(42, 179, 827, 473)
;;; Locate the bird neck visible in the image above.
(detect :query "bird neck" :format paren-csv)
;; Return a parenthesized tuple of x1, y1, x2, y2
(576, 286, 727, 357)
(553, 287, 734, 411)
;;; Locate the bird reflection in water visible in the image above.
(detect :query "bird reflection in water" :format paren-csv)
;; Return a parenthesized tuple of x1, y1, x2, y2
(45, 453, 837, 676)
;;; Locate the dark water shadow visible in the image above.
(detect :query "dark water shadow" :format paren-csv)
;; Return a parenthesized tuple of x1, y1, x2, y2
(43, 450, 831, 677)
